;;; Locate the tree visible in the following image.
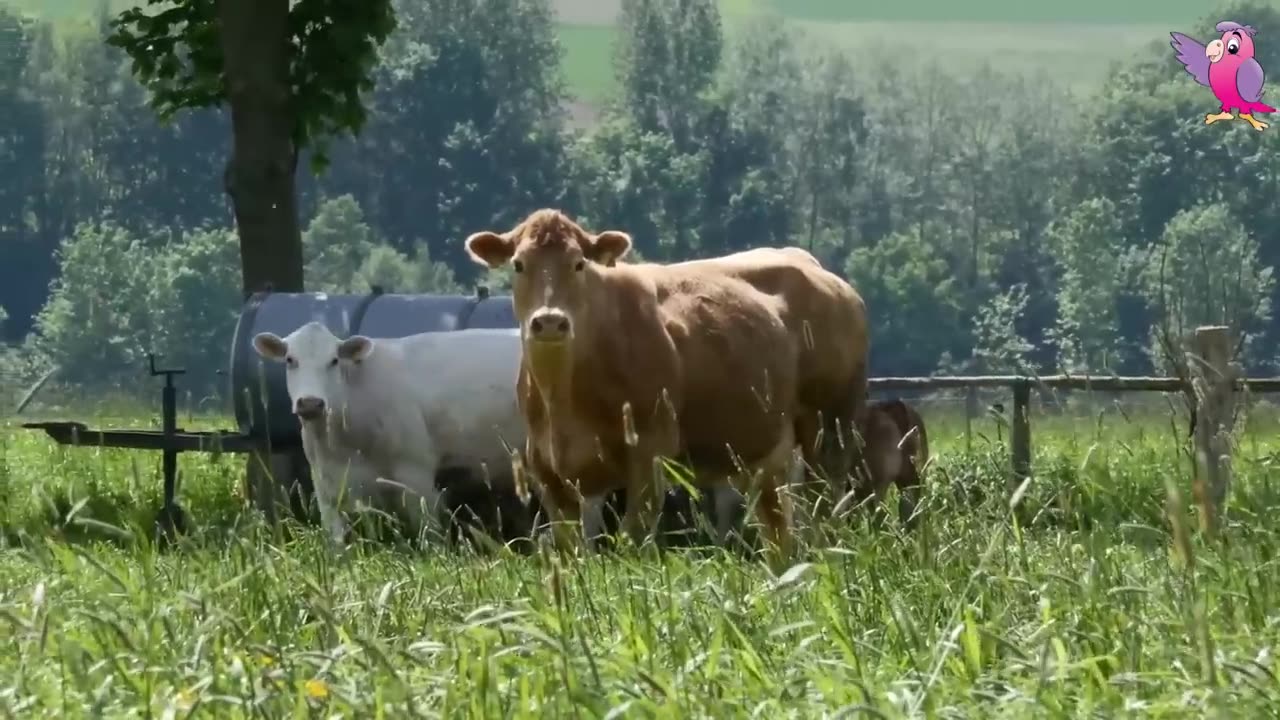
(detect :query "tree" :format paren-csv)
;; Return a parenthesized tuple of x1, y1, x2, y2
(790, 49, 867, 262)
(107, 0, 397, 297)
(303, 194, 462, 294)
(614, 0, 722, 150)
(321, 0, 569, 275)
(1045, 197, 1132, 372)
(969, 284, 1036, 374)
(302, 194, 379, 292)
(30, 222, 163, 386)
(1142, 203, 1275, 373)
(566, 118, 707, 260)
(0, 9, 49, 341)
(845, 228, 967, 375)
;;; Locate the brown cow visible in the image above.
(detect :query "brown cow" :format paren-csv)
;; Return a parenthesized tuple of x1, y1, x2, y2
(668, 248, 871, 515)
(847, 398, 928, 529)
(464, 209, 798, 568)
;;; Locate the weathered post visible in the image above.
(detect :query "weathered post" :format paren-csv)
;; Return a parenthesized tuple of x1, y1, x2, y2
(1010, 379, 1032, 483)
(1190, 325, 1235, 535)
(964, 385, 978, 452)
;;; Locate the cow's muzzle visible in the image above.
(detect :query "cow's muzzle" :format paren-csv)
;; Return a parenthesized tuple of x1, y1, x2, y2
(295, 396, 326, 420)
(527, 308, 573, 343)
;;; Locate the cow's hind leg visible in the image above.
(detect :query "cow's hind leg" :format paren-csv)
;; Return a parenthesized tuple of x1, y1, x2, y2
(621, 450, 667, 553)
(390, 459, 443, 547)
(794, 411, 844, 531)
(731, 430, 796, 573)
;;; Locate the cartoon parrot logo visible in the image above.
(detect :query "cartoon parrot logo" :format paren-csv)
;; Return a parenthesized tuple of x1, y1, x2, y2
(1171, 21, 1275, 131)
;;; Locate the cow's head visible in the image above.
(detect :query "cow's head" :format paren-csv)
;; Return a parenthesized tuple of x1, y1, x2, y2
(251, 321, 375, 423)
(464, 209, 631, 350)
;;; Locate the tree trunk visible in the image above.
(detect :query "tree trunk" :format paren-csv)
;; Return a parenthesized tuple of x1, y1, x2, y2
(218, 0, 304, 299)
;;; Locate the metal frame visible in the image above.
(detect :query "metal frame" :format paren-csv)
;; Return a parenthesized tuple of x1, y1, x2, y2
(22, 353, 257, 538)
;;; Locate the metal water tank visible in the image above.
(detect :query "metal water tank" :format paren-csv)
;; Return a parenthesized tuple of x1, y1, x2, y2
(227, 288, 515, 446)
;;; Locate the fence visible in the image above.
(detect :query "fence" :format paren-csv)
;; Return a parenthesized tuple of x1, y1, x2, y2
(868, 326, 1280, 534)
(12, 325, 1274, 536)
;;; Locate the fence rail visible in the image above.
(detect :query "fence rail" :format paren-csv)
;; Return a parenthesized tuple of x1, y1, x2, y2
(14, 327, 1260, 537)
(869, 375, 1280, 392)
(866, 327, 1258, 535)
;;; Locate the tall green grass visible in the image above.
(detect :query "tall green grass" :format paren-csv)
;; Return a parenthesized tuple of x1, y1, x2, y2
(2, 399, 1278, 715)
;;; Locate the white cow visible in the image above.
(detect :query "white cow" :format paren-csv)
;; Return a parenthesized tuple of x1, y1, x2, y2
(251, 322, 527, 546)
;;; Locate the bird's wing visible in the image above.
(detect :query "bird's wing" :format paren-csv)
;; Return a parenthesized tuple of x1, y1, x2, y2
(1170, 32, 1212, 87)
(1237, 58, 1267, 102)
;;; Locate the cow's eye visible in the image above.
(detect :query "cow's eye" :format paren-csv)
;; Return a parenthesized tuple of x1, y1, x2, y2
(329, 357, 339, 368)
(285, 356, 296, 368)
(574, 260, 585, 272)
(513, 260, 524, 273)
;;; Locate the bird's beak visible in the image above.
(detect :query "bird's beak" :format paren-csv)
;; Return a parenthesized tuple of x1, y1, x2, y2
(1206, 39, 1224, 63)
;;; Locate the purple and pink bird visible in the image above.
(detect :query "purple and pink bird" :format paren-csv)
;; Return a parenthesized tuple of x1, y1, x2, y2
(1171, 21, 1275, 131)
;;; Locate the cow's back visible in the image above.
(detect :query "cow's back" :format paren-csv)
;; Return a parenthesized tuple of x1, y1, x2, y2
(335, 330, 525, 478)
(675, 248, 868, 411)
(646, 266, 799, 473)
(400, 329, 527, 474)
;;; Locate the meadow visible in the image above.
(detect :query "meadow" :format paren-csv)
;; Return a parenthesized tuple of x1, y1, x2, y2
(2, 394, 1279, 716)
(6, 0, 1270, 105)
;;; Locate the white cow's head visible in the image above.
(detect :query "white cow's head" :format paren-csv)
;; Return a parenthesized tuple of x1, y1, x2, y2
(251, 322, 375, 423)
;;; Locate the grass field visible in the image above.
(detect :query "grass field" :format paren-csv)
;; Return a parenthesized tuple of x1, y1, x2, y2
(8, 0, 1274, 106)
(3, 398, 1280, 715)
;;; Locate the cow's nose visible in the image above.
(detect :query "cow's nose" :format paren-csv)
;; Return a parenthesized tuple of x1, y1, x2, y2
(295, 396, 326, 419)
(528, 309, 572, 342)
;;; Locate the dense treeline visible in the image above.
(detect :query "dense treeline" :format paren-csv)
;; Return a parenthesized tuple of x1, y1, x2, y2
(1, 0, 1277, 401)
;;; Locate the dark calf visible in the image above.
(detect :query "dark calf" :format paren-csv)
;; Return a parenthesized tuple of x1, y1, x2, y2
(851, 398, 929, 529)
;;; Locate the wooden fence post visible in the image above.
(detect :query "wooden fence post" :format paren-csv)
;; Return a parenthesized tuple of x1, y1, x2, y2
(1011, 380, 1032, 482)
(965, 385, 977, 452)
(1190, 325, 1236, 535)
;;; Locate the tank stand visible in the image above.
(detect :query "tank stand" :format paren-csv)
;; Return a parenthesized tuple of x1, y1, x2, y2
(149, 353, 188, 543)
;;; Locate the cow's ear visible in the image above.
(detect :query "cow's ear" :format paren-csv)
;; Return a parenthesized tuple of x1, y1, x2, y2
(465, 231, 515, 268)
(252, 333, 288, 361)
(587, 230, 631, 265)
(337, 336, 374, 363)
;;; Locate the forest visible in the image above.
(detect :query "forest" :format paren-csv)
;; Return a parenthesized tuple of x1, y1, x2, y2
(1, 0, 1277, 399)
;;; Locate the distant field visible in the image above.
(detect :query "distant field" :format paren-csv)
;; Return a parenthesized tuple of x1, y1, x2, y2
(558, 23, 618, 106)
(5, 0, 1276, 106)
(765, 0, 1264, 24)
(800, 20, 1173, 95)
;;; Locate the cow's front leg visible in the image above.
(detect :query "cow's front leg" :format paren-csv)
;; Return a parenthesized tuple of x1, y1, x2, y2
(526, 446, 584, 555)
(621, 444, 666, 551)
(317, 493, 349, 547)
(312, 463, 352, 547)
(581, 494, 610, 551)
(539, 481, 584, 556)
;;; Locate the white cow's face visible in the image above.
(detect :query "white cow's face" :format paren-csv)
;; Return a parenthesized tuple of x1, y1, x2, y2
(251, 322, 374, 423)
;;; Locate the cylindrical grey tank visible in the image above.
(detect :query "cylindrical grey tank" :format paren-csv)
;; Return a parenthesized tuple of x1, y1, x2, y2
(228, 287, 516, 446)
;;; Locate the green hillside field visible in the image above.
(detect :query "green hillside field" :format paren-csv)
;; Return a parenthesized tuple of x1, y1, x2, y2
(4, 0, 1275, 106)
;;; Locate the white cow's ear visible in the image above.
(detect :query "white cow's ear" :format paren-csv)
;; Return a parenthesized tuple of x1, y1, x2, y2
(337, 336, 374, 362)
(252, 333, 288, 361)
